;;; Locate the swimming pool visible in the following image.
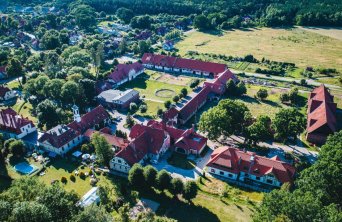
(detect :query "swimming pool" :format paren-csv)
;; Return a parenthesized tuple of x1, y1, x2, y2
(14, 162, 37, 175)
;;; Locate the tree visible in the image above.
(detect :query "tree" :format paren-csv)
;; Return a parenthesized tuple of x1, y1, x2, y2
(225, 79, 236, 96)
(43, 79, 65, 100)
(254, 131, 342, 222)
(143, 165, 157, 187)
(6, 58, 23, 77)
(11, 201, 52, 222)
(116, 7, 134, 23)
(41, 29, 61, 50)
(246, 115, 272, 145)
(170, 178, 184, 197)
(130, 102, 138, 113)
(65, 50, 91, 68)
(126, 113, 134, 127)
(36, 99, 66, 129)
(279, 93, 290, 103)
(9, 140, 25, 157)
(288, 88, 299, 104)
(156, 170, 171, 191)
(194, 15, 211, 30)
(61, 81, 84, 104)
(79, 79, 96, 104)
(130, 15, 152, 29)
(92, 133, 113, 166)
(70, 4, 96, 30)
(128, 164, 145, 189)
(157, 108, 163, 116)
(173, 95, 180, 103)
(236, 82, 247, 96)
(181, 88, 188, 97)
(183, 181, 198, 202)
(273, 108, 306, 141)
(256, 88, 268, 100)
(164, 100, 171, 109)
(72, 205, 112, 222)
(300, 79, 307, 86)
(0, 200, 12, 222)
(139, 104, 147, 113)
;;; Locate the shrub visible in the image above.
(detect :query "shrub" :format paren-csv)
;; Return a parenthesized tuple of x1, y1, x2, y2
(139, 104, 147, 113)
(61, 177, 67, 184)
(157, 108, 163, 116)
(256, 88, 268, 100)
(129, 102, 138, 113)
(164, 100, 171, 109)
(181, 88, 188, 97)
(189, 79, 200, 88)
(89, 170, 93, 176)
(70, 175, 76, 182)
(80, 172, 85, 179)
(172, 95, 180, 103)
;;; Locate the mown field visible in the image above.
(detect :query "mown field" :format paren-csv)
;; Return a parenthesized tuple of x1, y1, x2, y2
(177, 28, 342, 71)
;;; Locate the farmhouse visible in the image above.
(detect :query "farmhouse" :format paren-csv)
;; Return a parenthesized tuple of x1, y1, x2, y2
(97, 89, 140, 110)
(163, 69, 238, 125)
(206, 146, 296, 188)
(142, 53, 227, 77)
(0, 108, 36, 139)
(38, 125, 82, 156)
(39, 105, 110, 156)
(108, 62, 144, 87)
(0, 86, 16, 101)
(306, 84, 337, 145)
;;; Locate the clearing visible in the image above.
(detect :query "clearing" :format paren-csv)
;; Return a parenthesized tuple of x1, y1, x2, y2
(297, 26, 342, 41)
(176, 27, 342, 71)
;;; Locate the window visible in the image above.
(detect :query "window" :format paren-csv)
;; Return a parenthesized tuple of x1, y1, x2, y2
(219, 171, 224, 175)
(211, 168, 215, 173)
(256, 177, 260, 180)
(228, 174, 233, 178)
(118, 159, 122, 164)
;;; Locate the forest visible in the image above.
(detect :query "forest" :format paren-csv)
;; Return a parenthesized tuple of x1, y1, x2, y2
(82, 0, 342, 26)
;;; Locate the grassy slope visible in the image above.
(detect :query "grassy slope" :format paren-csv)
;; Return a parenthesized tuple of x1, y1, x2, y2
(177, 28, 342, 71)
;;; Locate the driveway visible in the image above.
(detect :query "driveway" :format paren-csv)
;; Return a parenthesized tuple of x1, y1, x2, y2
(153, 149, 213, 181)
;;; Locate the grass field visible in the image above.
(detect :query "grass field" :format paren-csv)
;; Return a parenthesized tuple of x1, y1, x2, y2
(120, 73, 191, 102)
(136, 100, 164, 119)
(297, 26, 342, 41)
(177, 28, 342, 71)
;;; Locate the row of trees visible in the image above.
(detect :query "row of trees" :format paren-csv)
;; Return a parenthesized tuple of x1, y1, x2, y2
(128, 164, 198, 202)
(198, 99, 306, 144)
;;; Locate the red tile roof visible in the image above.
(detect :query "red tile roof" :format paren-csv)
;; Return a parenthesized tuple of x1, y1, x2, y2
(0, 86, 10, 97)
(108, 62, 144, 84)
(38, 125, 80, 148)
(68, 105, 109, 134)
(207, 147, 296, 184)
(129, 124, 167, 154)
(84, 129, 129, 150)
(142, 53, 227, 74)
(147, 120, 207, 153)
(0, 108, 35, 134)
(307, 85, 337, 141)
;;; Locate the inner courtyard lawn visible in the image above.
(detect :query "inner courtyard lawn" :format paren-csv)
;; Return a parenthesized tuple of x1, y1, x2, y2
(119, 73, 191, 102)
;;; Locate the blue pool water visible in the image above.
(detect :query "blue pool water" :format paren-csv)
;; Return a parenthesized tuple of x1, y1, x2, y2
(14, 162, 36, 174)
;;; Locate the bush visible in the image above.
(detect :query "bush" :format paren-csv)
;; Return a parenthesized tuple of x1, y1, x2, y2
(129, 102, 138, 113)
(256, 88, 268, 100)
(164, 100, 171, 109)
(139, 104, 147, 113)
(70, 175, 76, 182)
(89, 170, 93, 176)
(61, 177, 67, 184)
(181, 88, 188, 97)
(79, 172, 85, 179)
(189, 79, 200, 88)
(157, 108, 163, 116)
(172, 95, 180, 103)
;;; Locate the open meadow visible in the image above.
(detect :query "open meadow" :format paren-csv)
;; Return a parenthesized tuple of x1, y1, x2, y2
(176, 27, 342, 71)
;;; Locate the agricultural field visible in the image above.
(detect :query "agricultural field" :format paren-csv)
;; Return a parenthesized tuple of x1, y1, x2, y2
(176, 28, 342, 71)
(297, 26, 342, 41)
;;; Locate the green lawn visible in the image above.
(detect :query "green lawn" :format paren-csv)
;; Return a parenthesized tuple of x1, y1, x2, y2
(11, 100, 38, 124)
(136, 100, 164, 119)
(119, 74, 191, 102)
(167, 153, 196, 170)
(38, 158, 125, 197)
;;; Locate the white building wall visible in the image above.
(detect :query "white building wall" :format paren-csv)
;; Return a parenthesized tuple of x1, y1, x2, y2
(17, 124, 37, 139)
(207, 166, 238, 180)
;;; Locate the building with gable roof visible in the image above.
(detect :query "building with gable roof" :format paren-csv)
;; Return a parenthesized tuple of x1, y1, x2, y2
(142, 53, 227, 77)
(206, 146, 296, 188)
(108, 62, 144, 87)
(38, 105, 110, 156)
(0, 86, 16, 101)
(97, 89, 140, 110)
(306, 85, 337, 145)
(0, 108, 36, 139)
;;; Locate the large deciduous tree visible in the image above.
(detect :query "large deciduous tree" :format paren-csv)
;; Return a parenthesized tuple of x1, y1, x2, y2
(92, 133, 113, 166)
(273, 108, 306, 141)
